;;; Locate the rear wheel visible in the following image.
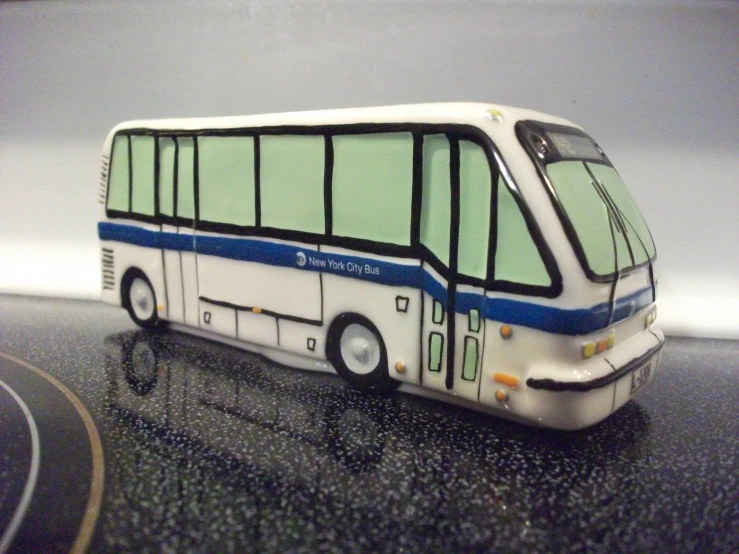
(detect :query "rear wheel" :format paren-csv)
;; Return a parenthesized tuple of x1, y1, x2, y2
(326, 313, 397, 391)
(122, 270, 163, 329)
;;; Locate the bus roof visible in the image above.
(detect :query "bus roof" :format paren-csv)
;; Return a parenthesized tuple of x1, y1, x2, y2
(104, 103, 578, 147)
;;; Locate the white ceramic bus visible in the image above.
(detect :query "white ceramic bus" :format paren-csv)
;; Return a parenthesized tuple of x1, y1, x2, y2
(98, 103, 663, 430)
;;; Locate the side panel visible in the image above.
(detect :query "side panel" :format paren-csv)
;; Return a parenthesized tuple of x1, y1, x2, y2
(199, 301, 236, 338)
(278, 319, 323, 360)
(421, 264, 448, 393)
(161, 223, 184, 323)
(195, 235, 322, 322)
(453, 284, 486, 403)
(181, 249, 200, 328)
(238, 311, 279, 348)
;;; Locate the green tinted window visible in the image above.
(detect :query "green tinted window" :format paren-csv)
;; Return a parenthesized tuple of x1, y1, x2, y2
(198, 136, 255, 226)
(130, 135, 155, 216)
(332, 133, 413, 244)
(432, 299, 444, 324)
(261, 135, 325, 233)
(587, 163, 655, 263)
(107, 135, 129, 212)
(159, 138, 175, 217)
(458, 141, 491, 279)
(462, 337, 478, 381)
(421, 135, 451, 265)
(177, 137, 196, 221)
(547, 161, 629, 276)
(495, 176, 551, 286)
(468, 309, 480, 333)
(429, 333, 443, 372)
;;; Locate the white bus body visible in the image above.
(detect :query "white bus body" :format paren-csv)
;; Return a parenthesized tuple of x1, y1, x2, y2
(98, 103, 663, 430)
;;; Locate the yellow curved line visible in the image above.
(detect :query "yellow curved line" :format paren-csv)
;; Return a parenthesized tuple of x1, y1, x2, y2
(0, 351, 104, 554)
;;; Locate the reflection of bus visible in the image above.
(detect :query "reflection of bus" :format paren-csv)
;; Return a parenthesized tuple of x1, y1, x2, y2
(103, 330, 652, 552)
(98, 103, 663, 429)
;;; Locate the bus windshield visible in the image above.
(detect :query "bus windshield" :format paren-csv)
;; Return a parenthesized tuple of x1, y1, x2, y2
(517, 121, 656, 280)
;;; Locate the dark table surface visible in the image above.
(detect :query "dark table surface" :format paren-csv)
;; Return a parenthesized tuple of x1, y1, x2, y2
(0, 295, 736, 553)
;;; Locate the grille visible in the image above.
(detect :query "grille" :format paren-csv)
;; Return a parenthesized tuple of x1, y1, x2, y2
(102, 248, 115, 290)
(99, 155, 109, 205)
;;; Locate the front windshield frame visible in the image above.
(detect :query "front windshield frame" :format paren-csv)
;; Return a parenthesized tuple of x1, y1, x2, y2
(515, 120, 657, 283)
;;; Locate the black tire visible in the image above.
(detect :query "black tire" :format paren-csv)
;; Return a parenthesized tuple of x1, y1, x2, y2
(326, 313, 398, 392)
(121, 269, 164, 329)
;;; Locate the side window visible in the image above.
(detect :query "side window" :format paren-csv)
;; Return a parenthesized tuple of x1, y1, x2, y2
(462, 337, 478, 381)
(495, 175, 551, 286)
(458, 140, 491, 279)
(432, 299, 445, 324)
(429, 332, 444, 372)
(177, 137, 196, 221)
(332, 133, 413, 244)
(198, 136, 255, 226)
(130, 135, 155, 217)
(468, 309, 480, 332)
(107, 135, 129, 212)
(420, 135, 451, 265)
(260, 135, 325, 234)
(158, 137, 176, 218)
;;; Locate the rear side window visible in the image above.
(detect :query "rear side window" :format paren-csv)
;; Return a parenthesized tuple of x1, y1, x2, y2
(107, 135, 129, 212)
(158, 137, 176, 218)
(130, 135, 155, 217)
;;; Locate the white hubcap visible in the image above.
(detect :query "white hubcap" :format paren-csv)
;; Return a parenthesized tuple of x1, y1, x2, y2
(130, 278, 154, 321)
(340, 324, 380, 375)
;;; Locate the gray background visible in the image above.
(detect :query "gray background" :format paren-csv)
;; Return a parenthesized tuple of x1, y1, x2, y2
(1, 0, 737, 337)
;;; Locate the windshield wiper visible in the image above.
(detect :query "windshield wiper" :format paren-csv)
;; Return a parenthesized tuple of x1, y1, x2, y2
(601, 190, 657, 303)
(584, 162, 657, 305)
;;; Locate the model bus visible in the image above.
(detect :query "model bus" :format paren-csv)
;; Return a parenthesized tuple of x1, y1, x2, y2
(98, 103, 663, 430)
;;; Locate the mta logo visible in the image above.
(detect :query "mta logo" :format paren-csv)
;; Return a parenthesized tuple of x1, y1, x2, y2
(296, 252, 306, 267)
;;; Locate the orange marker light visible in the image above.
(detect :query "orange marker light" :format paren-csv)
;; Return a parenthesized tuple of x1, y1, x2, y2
(395, 361, 406, 374)
(252, 307, 262, 314)
(597, 338, 608, 353)
(495, 389, 508, 402)
(493, 372, 518, 388)
(500, 324, 513, 339)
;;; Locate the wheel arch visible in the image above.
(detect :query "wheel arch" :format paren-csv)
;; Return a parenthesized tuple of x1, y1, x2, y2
(325, 311, 398, 392)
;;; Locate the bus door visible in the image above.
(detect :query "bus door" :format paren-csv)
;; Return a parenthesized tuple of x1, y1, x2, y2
(158, 136, 199, 327)
(421, 136, 489, 402)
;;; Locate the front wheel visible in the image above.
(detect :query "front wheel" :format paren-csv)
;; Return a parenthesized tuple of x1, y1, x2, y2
(122, 270, 164, 329)
(326, 313, 397, 392)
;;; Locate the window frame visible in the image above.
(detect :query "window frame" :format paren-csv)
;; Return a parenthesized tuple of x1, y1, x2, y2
(104, 123, 562, 297)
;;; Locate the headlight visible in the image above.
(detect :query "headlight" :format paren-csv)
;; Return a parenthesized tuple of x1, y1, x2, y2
(645, 306, 657, 328)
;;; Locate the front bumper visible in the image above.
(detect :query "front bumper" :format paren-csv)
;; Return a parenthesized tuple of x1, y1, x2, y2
(501, 327, 665, 430)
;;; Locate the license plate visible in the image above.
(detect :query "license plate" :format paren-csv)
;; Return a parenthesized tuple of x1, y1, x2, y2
(630, 362, 652, 394)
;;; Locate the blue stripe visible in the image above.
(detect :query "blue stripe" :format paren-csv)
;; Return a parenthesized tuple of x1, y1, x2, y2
(99, 222, 653, 335)
(195, 234, 419, 288)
